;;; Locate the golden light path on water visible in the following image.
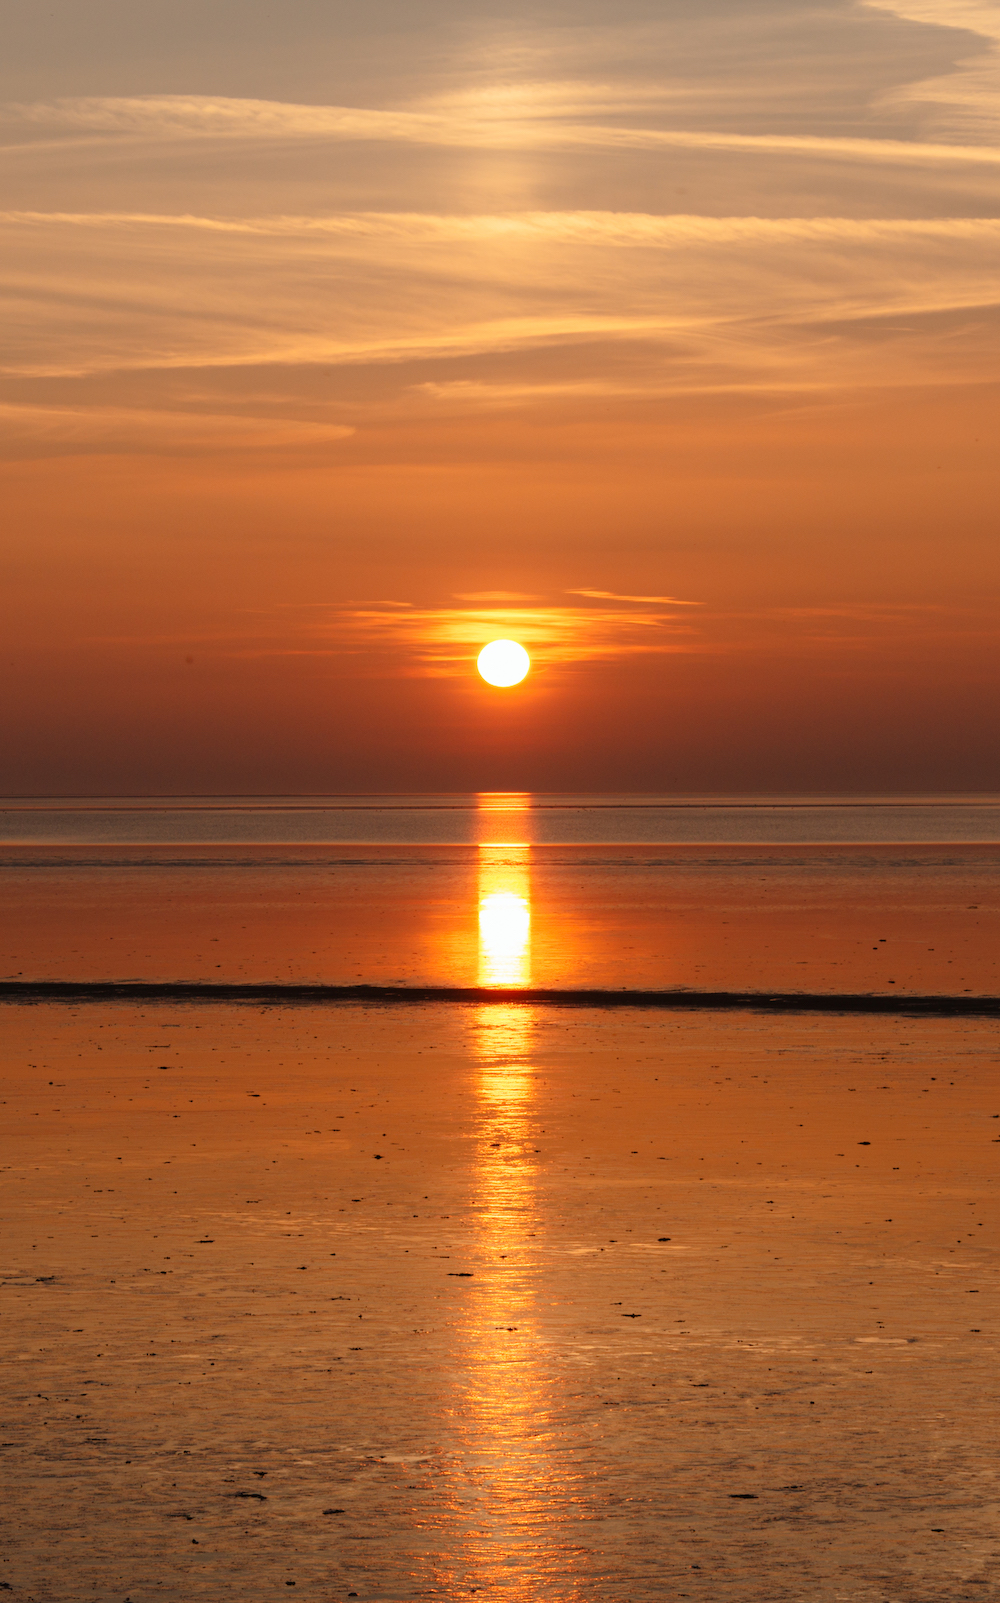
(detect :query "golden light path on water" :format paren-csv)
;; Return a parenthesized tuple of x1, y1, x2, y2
(478, 851, 531, 992)
(428, 798, 586, 1596)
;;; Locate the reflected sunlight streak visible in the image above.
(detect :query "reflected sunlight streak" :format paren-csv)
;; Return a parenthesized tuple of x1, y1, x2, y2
(430, 793, 579, 1591)
(437, 799, 579, 1594)
(479, 889, 531, 988)
(477, 798, 532, 992)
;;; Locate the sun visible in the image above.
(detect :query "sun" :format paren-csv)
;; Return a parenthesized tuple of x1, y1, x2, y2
(477, 639, 530, 687)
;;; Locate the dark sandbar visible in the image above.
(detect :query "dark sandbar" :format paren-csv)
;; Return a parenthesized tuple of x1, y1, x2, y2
(1, 979, 998, 1015)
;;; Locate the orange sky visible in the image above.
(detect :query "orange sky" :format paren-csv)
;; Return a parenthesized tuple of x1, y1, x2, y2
(2, 0, 998, 793)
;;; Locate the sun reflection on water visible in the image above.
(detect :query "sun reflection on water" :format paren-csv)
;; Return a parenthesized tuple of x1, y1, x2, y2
(478, 845, 531, 991)
(425, 796, 585, 1595)
(437, 997, 561, 1598)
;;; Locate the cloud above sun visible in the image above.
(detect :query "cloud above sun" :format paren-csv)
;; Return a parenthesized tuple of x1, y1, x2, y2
(315, 598, 703, 676)
(3, 0, 1000, 464)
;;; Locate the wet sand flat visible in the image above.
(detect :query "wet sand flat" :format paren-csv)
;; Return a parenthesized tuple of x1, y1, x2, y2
(2, 1001, 998, 1601)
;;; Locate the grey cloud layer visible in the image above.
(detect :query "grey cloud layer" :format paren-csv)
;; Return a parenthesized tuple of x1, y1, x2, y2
(865, 1, 1000, 138)
(0, 0, 996, 454)
(1, 0, 985, 138)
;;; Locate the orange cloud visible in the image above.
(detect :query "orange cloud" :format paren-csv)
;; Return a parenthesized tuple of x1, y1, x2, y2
(308, 601, 702, 675)
(569, 589, 702, 606)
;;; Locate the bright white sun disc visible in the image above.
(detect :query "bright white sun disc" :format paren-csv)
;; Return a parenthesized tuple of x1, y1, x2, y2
(477, 639, 530, 687)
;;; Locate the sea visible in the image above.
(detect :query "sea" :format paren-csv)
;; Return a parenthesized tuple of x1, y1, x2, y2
(3, 792, 1000, 993)
(2, 797, 998, 1600)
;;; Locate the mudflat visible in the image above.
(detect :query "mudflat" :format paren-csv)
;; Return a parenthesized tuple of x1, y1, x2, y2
(2, 1001, 997, 1600)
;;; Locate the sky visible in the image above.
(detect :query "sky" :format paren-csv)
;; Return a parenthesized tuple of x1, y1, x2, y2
(2, 0, 998, 794)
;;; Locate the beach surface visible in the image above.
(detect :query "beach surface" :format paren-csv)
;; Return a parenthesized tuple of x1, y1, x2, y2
(2, 1000, 997, 1600)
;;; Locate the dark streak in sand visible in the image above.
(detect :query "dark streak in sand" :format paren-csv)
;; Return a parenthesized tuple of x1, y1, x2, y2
(1, 979, 998, 1016)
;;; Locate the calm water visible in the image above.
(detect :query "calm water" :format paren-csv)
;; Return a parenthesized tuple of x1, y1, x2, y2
(2, 796, 999, 994)
(3, 793, 1000, 845)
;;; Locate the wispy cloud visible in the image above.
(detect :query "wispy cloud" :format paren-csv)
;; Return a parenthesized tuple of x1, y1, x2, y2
(314, 601, 700, 675)
(2, 209, 997, 398)
(865, 2, 1000, 139)
(85, 597, 982, 672)
(10, 207, 1000, 243)
(8, 92, 1000, 166)
(0, 401, 354, 456)
(570, 589, 701, 606)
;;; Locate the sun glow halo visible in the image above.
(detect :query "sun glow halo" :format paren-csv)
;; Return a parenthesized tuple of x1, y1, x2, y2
(477, 639, 530, 687)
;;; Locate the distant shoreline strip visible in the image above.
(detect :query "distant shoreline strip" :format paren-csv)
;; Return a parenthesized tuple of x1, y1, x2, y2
(3, 802, 998, 812)
(0, 981, 998, 1017)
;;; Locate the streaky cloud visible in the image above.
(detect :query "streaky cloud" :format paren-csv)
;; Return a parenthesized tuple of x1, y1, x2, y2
(320, 602, 701, 674)
(7, 92, 1000, 165)
(570, 589, 702, 606)
(0, 401, 354, 456)
(865, 0, 1000, 140)
(3, 210, 997, 406)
